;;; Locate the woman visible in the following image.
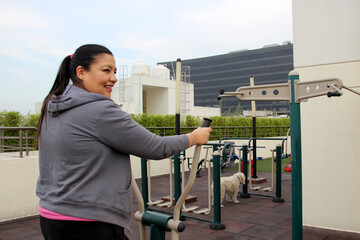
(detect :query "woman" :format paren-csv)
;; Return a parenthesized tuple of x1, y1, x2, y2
(36, 44, 212, 240)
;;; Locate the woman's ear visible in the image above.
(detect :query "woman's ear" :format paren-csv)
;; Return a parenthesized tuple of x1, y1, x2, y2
(76, 66, 86, 80)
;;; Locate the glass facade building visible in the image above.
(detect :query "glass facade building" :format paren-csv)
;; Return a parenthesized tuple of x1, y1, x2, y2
(159, 43, 293, 115)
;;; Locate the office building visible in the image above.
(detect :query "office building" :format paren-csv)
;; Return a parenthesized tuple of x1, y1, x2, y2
(159, 43, 293, 115)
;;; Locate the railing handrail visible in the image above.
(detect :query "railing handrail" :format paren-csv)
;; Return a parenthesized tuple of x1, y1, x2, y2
(0, 127, 37, 158)
(0, 127, 37, 130)
(0, 126, 289, 130)
(146, 126, 289, 129)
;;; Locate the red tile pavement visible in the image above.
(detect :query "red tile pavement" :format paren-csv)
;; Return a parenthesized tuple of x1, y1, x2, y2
(0, 170, 356, 240)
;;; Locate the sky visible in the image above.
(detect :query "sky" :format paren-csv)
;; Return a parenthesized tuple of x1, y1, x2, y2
(0, 0, 293, 114)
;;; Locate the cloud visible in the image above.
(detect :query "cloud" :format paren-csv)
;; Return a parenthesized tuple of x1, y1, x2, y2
(0, 0, 293, 114)
(0, 32, 62, 68)
(114, 0, 292, 63)
(0, 63, 28, 81)
(0, 3, 65, 65)
(0, 5, 49, 29)
(176, 0, 292, 51)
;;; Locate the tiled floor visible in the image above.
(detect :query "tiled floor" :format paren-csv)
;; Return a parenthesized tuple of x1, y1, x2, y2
(0, 169, 357, 240)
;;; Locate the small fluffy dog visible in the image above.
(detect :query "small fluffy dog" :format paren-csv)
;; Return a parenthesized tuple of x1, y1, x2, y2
(212, 172, 246, 207)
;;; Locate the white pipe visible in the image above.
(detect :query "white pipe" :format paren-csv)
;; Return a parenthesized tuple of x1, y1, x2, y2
(343, 85, 360, 95)
(157, 159, 174, 207)
(193, 147, 212, 215)
(171, 144, 202, 240)
(132, 177, 147, 240)
(262, 149, 275, 192)
(147, 161, 164, 205)
(250, 76, 256, 117)
(181, 155, 199, 212)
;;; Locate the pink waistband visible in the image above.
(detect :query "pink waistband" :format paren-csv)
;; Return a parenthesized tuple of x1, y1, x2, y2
(38, 206, 97, 222)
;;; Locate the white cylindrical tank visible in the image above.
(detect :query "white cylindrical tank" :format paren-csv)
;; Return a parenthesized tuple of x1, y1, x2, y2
(132, 60, 150, 77)
(152, 64, 170, 80)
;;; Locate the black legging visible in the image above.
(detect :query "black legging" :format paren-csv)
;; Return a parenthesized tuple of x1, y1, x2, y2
(40, 216, 129, 240)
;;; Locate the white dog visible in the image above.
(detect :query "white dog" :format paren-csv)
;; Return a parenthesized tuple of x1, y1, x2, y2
(212, 172, 246, 207)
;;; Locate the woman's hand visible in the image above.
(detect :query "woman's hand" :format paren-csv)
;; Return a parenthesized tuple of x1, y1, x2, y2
(186, 127, 212, 146)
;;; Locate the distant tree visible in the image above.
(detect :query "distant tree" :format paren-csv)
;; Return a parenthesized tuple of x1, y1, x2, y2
(234, 103, 243, 116)
(0, 111, 23, 127)
(225, 106, 233, 116)
(22, 113, 40, 127)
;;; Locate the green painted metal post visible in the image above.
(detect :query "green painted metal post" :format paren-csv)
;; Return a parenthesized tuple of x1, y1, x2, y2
(141, 158, 149, 210)
(273, 144, 284, 203)
(142, 211, 171, 240)
(173, 154, 181, 204)
(289, 70, 303, 240)
(210, 151, 225, 230)
(150, 225, 165, 240)
(240, 145, 250, 198)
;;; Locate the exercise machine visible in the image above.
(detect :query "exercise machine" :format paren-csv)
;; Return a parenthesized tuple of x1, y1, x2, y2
(132, 118, 212, 240)
(218, 71, 360, 240)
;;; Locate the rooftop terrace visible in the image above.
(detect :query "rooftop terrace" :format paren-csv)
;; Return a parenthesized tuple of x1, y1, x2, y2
(0, 169, 356, 240)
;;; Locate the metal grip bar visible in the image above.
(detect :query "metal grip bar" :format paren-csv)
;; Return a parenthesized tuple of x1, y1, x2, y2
(295, 78, 343, 102)
(217, 83, 291, 102)
(132, 178, 147, 238)
(217, 77, 347, 103)
(171, 118, 212, 239)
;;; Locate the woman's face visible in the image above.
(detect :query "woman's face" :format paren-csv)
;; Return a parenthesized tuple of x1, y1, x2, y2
(77, 53, 117, 98)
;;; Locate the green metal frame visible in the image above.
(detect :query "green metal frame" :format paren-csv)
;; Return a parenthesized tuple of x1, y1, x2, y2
(289, 71, 303, 240)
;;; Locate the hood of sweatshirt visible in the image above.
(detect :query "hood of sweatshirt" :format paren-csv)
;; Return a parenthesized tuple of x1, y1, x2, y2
(48, 85, 111, 117)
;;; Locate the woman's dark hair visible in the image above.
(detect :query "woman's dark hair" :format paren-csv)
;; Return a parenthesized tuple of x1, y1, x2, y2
(36, 44, 113, 142)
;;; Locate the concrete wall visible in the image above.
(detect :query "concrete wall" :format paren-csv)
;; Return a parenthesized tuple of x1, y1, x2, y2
(0, 155, 39, 222)
(292, 0, 360, 234)
(144, 87, 169, 115)
(0, 137, 288, 222)
(190, 106, 221, 118)
(292, 0, 360, 68)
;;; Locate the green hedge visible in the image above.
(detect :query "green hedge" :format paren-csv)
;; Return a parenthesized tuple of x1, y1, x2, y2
(0, 111, 290, 140)
(128, 114, 289, 138)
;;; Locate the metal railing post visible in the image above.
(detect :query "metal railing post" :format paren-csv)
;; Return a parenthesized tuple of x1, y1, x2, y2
(0, 131, 3, 153)
(19, 130, 23, 158)
(25, 131, 29, 156)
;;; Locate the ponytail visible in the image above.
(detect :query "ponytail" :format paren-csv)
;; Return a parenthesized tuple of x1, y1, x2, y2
(36, 55, 71, 142)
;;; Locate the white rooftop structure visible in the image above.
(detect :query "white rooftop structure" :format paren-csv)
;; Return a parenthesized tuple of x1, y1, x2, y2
(111, 60, 220, 118)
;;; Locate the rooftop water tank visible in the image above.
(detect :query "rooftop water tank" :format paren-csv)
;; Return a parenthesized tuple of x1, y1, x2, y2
(152, 64, 170, 80)
(132, 60, 150, 77)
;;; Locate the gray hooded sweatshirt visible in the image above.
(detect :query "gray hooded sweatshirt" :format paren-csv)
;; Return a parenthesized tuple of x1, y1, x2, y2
(36, 85, 189, 231)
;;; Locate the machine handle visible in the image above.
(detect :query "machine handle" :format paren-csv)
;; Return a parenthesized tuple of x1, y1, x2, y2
(217, 89, 225, 100)
(327, 91, 342, 97)
(202, 118, 213, 127)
